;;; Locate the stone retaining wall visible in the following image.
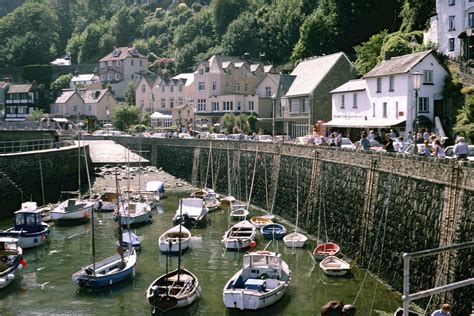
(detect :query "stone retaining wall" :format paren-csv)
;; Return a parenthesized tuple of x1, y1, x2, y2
(115, 137, 473, 314)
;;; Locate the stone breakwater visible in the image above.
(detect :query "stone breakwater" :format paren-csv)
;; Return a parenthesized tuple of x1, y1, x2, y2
(114, 137, 473, 315)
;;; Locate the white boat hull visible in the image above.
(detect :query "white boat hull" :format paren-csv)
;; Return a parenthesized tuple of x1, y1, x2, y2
(223, 270, 289, 310)
(4, 229, 49, 249)
(158, 225, 192, 253)
(320, 256, 350, 276)
(119, 201, 152, 226)
(50, 200, 93, 222)
(222, 220, 256, 250)
(120, 211, 152, 226)
(283, 232, 307, 248)
(0, 271, 17, 289)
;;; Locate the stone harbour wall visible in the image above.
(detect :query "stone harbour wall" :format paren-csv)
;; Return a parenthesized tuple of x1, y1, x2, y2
(115, 137, 473, 314)
(0, 145, 91, 219)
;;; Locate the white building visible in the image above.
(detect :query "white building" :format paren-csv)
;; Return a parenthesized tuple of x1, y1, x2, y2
(326, 50, 449, 139)
(424, 0, 474, 60)
(70, 74, 99, 89)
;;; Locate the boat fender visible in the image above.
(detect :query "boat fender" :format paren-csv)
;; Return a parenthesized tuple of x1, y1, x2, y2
(249, 241, 257, 248)
(109, 279, 113, 285)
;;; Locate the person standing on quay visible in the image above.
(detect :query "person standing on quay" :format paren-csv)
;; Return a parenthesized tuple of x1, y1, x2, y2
(360, 132, 370, 151)
(431, 303, 451, 316)
(453, 136, 469, 160)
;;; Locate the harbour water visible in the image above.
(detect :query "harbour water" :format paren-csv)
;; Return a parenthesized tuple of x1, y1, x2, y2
(0, 192, 406, 315)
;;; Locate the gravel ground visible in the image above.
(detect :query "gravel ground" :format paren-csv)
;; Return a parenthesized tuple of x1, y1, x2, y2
(90, 165, 196, 194)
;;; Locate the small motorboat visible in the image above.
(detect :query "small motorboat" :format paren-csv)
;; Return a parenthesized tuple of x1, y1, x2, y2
(223, 250, 291, 310)
(72, 249, 137, 288)
(173, 198, 208, 228)
(146, 268, 200, 312)
(159, 225, 192, 254)
(120, 231, 141, 250)
(0, 237, 26, 289)
(204, 192, 221, 212)
(0, 202, 50, 249)
(142, 181, 165, 208)
(283, 232, 308, 248)
(230, 208, 249, 221)
(221, 220, 256, 250)
(220, 195, 235, 206)
(96, 192, 120, 212)
(191, 188, 216, 199)
(313, 243, 340, 260)
(261, 223, 287, 240)
(319, 256, 350, 276)
(249, 216, 273, 229)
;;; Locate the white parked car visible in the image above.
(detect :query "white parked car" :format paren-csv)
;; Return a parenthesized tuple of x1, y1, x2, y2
(178, 133, 193, 139)
(340, 137, 354, 149)
(210, 133, 227, 141)
(255, 135, 273, 143)
(151, 132, 167, 138)
(444, 145, 474, 161)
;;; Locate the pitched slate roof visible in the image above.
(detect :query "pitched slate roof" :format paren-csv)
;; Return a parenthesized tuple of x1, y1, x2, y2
(54, 90, 77, 104)
(80, 89, 108, 103)
(7, 84, 33, 93)
(362, 50, 433, 78)
(99, 47, 146, 62)
(330, 79, 367, 93)
(172, 73, 194, 86)
(71, 74, 97, 82)
(286, 52, 350, 97)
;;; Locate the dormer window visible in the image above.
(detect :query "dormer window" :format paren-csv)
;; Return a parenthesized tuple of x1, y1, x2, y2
(199, 69, 204, 76)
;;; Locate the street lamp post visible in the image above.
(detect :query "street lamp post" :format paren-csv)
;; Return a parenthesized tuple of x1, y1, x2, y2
(282, 102, 286, 136)
(272, 97, 276, 137)
(411, 71, 422, 152)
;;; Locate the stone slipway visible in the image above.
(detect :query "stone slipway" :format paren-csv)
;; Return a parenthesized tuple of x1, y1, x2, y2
(79, 140, 149, 166)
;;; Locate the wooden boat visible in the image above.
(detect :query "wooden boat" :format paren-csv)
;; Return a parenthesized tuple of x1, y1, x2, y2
(261, 223, 287, 240)
(72, 172, 138, 289)
(146, 268, 200, 312)
(191, 188, 216, 199)
(249, 216, 273, 229)
(204, 192, 221, 212)
(96, 192, 119, 212)
(0, 202, 50, 249)
(223, 251, 291, 310)
(283, 232, 308, 248)
(120, 231, 141, 250)
(72, 248, 137, 288)
(159, 225, 191, 254)
(313, 242, 340, 260)
(173, 198, 208, 228)
(319, 256, 350, 276)
(221, 220, 256, 250)
(219, 195, 235, 206)
(0, 237, 26, 289)
(230, 208, 249, 221)
(147, 198, 200, 312)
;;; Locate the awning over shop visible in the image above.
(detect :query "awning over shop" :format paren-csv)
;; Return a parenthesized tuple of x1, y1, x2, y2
(323, 118, 406, 128)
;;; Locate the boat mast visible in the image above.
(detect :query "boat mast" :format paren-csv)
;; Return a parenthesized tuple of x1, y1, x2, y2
(91, 186, 96, 277)
(115, 171, 125, 264)
(138, 105, 142, 197)
(295, 168, 299, 234)
(77, 128, 81, 200)
(82, 133, 93, 198)
(177, 198, 182, 283)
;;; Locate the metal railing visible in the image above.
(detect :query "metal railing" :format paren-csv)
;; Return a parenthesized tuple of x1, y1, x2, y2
(402, 241, 474, 316)
(0, 138, 74, 154)
(0, 121, 61, 131)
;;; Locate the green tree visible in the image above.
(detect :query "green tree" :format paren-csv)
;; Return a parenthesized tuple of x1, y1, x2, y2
(247, 112, 258, 133)
(124, 82, 137, 106)
(66, 18, 112, 63)
(211, 0, 248, 37)
(221, 12, 262, 56)
(399, 0, 435, 33)
(51, 74, 73, 92)
(110, 6, 146, 47)
(454, 94, 474, 143)
(223, 112, 236, 134)
(354, 30, 389, 76)
(28, 109, 45, 122)
(0, 3, 60, 66)
(112, 103, 139, 131)
(291, 9, 337, 62)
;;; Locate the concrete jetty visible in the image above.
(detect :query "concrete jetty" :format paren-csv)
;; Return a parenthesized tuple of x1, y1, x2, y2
(79, 140, 149, 166)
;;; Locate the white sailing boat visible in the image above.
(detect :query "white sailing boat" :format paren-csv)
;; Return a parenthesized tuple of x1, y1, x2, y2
(158, 225, 191, 254)
(283, 169, 307, 248)
(319, 256, 350, 276)
(50, 133, 94, 224)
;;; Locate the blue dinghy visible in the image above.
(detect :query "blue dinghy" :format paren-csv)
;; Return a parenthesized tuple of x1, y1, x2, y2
(261, 223, 287, 240)
(121, 231, 141, 250)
